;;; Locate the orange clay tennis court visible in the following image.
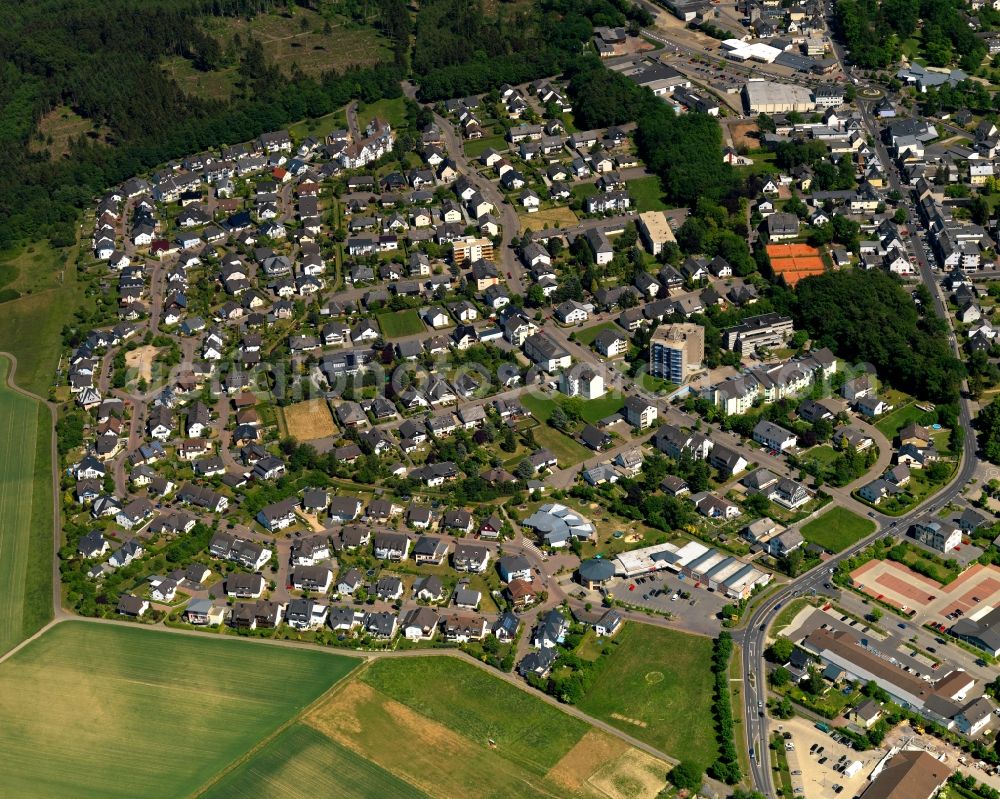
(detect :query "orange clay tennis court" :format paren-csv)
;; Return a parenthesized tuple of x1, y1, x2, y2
(766, 243, 825, 286)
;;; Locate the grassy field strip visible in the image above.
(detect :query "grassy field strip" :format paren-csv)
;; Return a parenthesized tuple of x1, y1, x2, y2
(730, 646, 752, 783)
(0, 622, 358, 799)
(0, 355, 42, 654)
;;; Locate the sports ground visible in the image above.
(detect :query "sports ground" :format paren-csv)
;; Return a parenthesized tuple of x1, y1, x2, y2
(850, 559, 1000, 628)
(766, 243, 825, 286)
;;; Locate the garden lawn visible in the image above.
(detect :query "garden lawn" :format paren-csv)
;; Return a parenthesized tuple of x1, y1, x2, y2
(802, 444, 839, 468)
(0, 622, 357, 799)
(577, 623, 719, 770)
(198, 723, 429, 799)
(800, 506, 875, 553)
(377, 308, 425, 338)
(0, 355, 52, 655)
(572, 182, 599, 202)
(874, 403, 926, 442)
(575, 321, 619, 347)
(464, 134, 507, 158)
(733, 149, 778, 178)
(627, 176, 668, 212)
(522, 392, 625, 424)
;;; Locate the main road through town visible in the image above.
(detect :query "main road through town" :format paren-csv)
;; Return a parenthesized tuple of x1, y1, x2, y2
(742, 25, 980, 799)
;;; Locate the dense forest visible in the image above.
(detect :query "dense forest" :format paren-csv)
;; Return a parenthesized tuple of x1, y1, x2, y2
(834, 0, 985, 71)
(413, 0, 650, 101)
(793, 270, 965, 403)
(0, 0, 413, 249)
(0, 0, 645, 248)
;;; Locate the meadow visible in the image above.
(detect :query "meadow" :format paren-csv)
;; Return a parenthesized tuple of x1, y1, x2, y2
(203, 9, 390, 79)
(0, 239, 80, 398)
(521, 392, 625, 425)
(626, 176, 668, 212)
(31, 106, 108, 159)
(531, 423, 594, 467)
(576, 624, 719, 771)
(378, 308, 427, 338)
(0, 622, 357, 799)
(800, 506, 875, 552)
(0, 355, 53, 655)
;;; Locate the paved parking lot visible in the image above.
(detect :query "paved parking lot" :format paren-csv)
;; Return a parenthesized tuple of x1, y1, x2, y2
(778, 716, 881, 799)
(612, 570, 727, 612)
(563, 570, 729, 635)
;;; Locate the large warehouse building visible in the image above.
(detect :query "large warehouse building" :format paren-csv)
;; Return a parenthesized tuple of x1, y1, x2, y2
(612, 540, 771, 600)
(742, 80, 816, 114)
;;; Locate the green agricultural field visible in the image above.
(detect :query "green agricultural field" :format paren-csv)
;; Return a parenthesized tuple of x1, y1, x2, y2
(800, 506, 875, 553)
(627, 176, 668, 212)
(361, 657, 587, 772)
(0, 355, 52, 655)
(377, 308, 425, 338)
(577, 623, 719, 770)
(874, 402, 926, 442)
(0, 622, 357, 799)
(289, 657, 670, 799)
(198, 723, 429, 799)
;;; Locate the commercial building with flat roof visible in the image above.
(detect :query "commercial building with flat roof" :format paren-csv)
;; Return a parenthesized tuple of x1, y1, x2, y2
(951, 605, 1000, 656)
(804, 628, 927, 707)
(611, 540, 770, 599)
(742, 80, 815, 114)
